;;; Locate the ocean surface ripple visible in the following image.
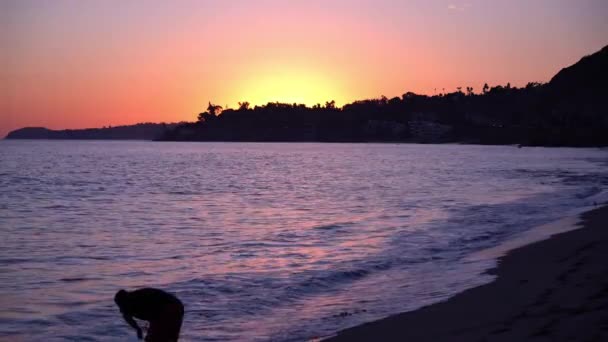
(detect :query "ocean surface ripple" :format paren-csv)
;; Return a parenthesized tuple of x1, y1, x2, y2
(1, 141, 607, 341)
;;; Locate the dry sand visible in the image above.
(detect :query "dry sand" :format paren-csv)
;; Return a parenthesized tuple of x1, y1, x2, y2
(325, 205, 608, 341)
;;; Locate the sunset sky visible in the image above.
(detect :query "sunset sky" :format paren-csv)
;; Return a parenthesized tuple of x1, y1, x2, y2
(2, 0, 607, 137)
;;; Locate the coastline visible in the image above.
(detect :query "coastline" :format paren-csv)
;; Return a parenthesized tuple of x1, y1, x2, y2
(325, 205, 608, 341)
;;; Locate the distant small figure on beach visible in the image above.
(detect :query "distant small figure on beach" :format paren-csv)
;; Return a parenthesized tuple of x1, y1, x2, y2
(115, 288, 184, 342)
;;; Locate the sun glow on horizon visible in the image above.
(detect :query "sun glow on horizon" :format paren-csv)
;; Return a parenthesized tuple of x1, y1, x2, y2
(3, 0, 608, 137)
(232, 63, 350, 108)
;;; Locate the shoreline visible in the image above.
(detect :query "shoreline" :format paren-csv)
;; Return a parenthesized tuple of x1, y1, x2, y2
(325, 205, 608, 341)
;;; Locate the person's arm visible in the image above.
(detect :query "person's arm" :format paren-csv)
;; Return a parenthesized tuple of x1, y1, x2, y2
(122, 313, 143, 339)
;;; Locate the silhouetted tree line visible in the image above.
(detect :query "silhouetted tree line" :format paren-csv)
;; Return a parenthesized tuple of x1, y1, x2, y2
(161, 45, 608, 146)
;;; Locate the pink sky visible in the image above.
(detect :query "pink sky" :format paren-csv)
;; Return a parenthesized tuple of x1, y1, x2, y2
(2, 0, 607, 137)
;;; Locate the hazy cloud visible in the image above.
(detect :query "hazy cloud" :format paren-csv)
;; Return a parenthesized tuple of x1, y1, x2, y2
(447, 3, 471, 11)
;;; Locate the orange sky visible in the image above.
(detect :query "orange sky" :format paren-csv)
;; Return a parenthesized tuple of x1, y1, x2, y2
(2, 0, 608, 137)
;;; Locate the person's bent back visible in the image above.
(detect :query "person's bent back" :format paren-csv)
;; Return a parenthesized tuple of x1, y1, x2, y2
(115, 288, 184, 342)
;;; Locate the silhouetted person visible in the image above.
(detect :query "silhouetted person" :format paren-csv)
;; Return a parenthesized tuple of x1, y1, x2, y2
(115, 288, 184, 342)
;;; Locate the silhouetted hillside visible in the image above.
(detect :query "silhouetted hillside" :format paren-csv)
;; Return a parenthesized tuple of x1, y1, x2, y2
(529, 45, 608, 146)
(161, 45, 608, 146)
(548, 45, 608, 95)
(5, 123, 178, 140)
(7, 46, 606, 146)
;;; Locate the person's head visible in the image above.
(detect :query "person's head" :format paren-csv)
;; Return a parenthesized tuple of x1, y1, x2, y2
(114, 289, 129, 309)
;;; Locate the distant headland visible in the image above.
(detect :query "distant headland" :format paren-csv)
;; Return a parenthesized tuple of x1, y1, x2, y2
(5, 123, 178, 141)
(6, 45, 607, 147)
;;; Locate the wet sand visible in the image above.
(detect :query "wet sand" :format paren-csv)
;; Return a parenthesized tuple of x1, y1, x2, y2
(326, 205, 608, 341)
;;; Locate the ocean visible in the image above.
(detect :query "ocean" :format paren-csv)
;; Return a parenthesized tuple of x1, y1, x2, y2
(1, 140, 607, 341)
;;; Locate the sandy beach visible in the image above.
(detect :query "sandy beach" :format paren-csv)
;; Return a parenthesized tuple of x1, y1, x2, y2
(326, 205, 608, 342)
